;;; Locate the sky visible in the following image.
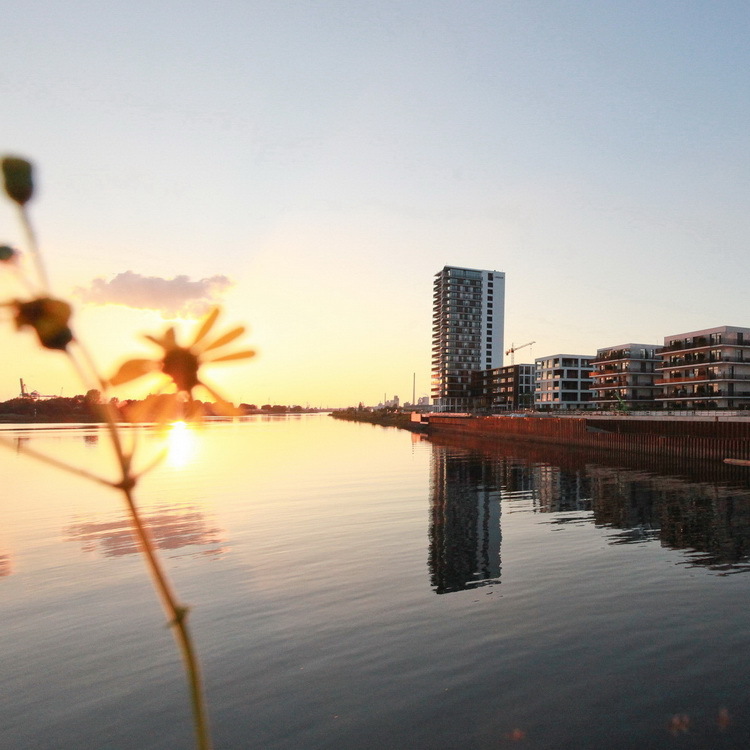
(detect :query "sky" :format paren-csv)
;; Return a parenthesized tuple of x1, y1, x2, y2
(3, 1, 750, 407)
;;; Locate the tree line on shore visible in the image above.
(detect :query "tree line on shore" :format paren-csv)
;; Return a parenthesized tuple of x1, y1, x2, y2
(0, 391, 320, 422)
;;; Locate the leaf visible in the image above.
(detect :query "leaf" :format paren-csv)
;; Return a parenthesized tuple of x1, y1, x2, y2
(109, 359, 157, 386)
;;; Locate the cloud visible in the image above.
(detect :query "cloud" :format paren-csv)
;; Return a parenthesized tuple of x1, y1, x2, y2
(75, 271, 233, 317)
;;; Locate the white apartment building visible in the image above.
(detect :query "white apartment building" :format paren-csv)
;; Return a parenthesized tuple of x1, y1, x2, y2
(534, 354, 594, 410)
(431, 266, 505, 411)
(656, 325, 750, 410)
(590, 343, 661, 410)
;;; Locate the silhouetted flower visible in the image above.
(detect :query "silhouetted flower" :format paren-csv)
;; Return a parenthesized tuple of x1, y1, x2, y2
(13, 297, 73, 350)
(2, 157, 34, 206)
(109, 307, 254, 418)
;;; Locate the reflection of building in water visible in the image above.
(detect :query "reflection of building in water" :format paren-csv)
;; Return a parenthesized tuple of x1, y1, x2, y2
(429, 445, 501, 594)
(428, 431, 750, 573)
(533, 465, 592, 514)
(587, 466, 750, 569)
(586, 467, 661, 543)
(65, 506, 225, 558)
(0, 553, 12, 577)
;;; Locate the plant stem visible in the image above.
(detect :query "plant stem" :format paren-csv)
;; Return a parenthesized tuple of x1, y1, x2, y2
(120, 483, 213, 750)
(17, 205, 49, 292)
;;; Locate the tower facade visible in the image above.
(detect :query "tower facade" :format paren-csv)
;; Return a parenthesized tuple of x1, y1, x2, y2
(431, 266, 505, 411)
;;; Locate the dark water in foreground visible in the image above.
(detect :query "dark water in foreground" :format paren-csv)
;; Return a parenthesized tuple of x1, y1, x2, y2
(2, 415, 750, 748)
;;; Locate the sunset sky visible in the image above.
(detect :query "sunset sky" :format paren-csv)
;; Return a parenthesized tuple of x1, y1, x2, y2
(4, 1, 750, 407)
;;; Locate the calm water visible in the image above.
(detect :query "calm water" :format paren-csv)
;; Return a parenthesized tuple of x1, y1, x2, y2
(2, 415, 750, 749)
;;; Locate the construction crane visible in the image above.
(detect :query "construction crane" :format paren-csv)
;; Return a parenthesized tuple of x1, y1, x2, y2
(505, 341, 536, 365)
(19, 378, 58, 400)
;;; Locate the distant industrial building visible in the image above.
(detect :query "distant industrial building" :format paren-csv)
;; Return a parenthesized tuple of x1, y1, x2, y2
(534, 354, 594, 410)
(431, 266, 505, 411)
(590, 344, 661, 410)
(656, 325, 750, 410)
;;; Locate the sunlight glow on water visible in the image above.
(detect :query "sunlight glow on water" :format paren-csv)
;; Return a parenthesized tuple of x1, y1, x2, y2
(2, 416, 750, 749)
(165, 419, 198, 469)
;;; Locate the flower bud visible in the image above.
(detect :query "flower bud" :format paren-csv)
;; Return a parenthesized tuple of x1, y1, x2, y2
(2, 157, 34, 205)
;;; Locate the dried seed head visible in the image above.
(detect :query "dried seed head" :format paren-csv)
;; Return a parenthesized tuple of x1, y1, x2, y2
(0, 245, 17, 262)
(14, 297, 73, 350)
(2, 157, 34, 206)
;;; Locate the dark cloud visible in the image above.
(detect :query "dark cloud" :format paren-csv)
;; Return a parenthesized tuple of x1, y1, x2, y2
(75, 271, 233, 317)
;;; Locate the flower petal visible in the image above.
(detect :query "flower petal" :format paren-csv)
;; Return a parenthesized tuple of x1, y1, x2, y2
(109, 359, 158, 386)
(208, 349, 256, 363)
(184, 398, 206, 422)
(163, 327, 177, 349)
(192, 306, 220, 347)
(144, 334, 165, 348)
(200, 380, 241, 416)
(202, 325, 245, 353)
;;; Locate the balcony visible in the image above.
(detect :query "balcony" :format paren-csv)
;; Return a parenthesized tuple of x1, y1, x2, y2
(660, 355, 750, 367)
(653, 374, 710, 385)
(656, 372, 750, 383)
(660, 337, 750, 354)
(591, 351, 659, 364)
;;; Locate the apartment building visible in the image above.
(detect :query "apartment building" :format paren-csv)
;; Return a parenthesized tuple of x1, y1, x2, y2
(534, 354, 594, 410)
(590, 343, 661, 410)
(431, 266, 505, 411)
(471, 364, 535, 411)
(656, 325, 750, 410)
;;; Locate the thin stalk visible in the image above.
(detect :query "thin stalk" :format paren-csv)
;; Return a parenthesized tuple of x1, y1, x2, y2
(120, 483, 213, 750)
(17, 205, 49, 293)
(68, 342, 131, 472)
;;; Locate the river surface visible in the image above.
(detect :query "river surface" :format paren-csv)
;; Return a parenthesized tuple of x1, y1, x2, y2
(2, 414, 750, 749)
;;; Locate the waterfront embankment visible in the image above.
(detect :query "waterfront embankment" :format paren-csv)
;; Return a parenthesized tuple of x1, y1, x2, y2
(329, 409, 423, 432)
(420, 413, 750, 463)
(332, 409, 750, 462)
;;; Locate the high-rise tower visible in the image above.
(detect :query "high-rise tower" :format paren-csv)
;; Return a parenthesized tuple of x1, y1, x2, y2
(431, 265, 505, 411)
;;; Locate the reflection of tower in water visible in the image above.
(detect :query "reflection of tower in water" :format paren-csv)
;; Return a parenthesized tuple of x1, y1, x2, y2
(533, 464, 593, 514)
(429, 445, 501, 594)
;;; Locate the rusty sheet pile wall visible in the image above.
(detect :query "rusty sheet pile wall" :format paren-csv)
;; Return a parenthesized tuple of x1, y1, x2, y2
(426, 415, 750, 463)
